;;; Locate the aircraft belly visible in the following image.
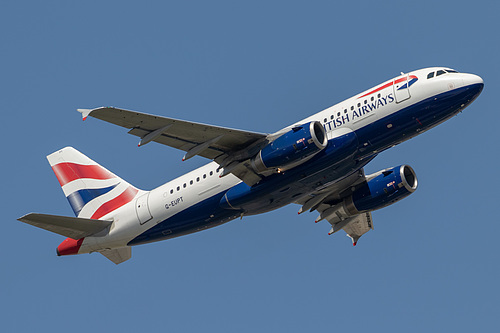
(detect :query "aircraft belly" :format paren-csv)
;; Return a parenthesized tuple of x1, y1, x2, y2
(242, 161, 367, 215)
(128, 159, 365, 246)
(127, 190, 240, 246)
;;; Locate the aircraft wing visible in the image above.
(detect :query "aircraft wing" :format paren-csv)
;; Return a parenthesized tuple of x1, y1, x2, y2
(295, 168, 374, 245)
(79, 107, 269, 185)
(339, 213, 373, 245)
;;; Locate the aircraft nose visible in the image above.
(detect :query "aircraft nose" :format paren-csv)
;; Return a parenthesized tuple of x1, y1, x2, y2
(462, 73, 484, 87)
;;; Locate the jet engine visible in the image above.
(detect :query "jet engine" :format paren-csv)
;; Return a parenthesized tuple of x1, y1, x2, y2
(251, 121, 328, 174)
(317, 165, 418, 221)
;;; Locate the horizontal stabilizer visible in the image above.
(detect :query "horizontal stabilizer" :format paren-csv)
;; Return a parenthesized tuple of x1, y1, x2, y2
(18, 213, 112, 239)
(100, 247, 131, 265)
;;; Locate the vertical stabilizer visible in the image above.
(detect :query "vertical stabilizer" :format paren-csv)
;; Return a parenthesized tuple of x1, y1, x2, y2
(47, 147, 140, 219)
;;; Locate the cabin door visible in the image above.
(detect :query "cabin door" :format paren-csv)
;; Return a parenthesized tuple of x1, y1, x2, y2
(135, 193, 153, 224)
(393, 74, 411, 103)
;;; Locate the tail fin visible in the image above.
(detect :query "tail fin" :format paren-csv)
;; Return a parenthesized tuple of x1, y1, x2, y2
(47, 147, 140, 219)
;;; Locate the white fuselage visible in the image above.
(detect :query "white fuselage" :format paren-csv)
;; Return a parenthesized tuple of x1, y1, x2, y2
(78, 67, 483, 254)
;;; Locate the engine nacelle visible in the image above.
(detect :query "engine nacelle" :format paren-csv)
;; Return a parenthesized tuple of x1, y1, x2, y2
(252, 121, 328, 174)
(319, 165, 418, 221)
(349, 165, 418, 213)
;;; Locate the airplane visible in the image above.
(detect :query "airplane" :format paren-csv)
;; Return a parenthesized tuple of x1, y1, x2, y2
(18, 67, 483, 264)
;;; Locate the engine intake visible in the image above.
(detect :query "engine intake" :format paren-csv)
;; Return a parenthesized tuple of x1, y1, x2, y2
(252, 121, 327, 174)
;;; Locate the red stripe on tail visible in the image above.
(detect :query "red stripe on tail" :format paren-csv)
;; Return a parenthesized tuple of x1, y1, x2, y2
(52, 163, 114, 186)
(91, 187, 139, 220)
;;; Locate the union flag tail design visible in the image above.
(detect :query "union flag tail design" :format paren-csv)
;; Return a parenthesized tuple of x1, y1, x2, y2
(47, 147, 140, 219)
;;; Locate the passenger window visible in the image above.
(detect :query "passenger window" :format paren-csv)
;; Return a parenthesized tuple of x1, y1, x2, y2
(170, 189, 173, 194)
(324, 118, 327, 123)
(190, 180, 193, 185)
(427, 72, 434, 79)
(337, 112, 340, 117)
(437, 70, 446, 76)
(197, 177, 200, 182)
(371, 96, 374, 101)
(377, 93, 381, 98)
(357, 103, 360, 107)
(177, 186, 180, 191)
(210, 171, 213, 176)
(330, 115, 334, 120)
(351, 106, 354, 110)
(203, 174, 206, 179)
(183, 183, 186, 188)
(344, 109, 347, 113)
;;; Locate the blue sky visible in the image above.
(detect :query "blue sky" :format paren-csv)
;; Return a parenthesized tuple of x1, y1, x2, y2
(2, 1, 499, 332)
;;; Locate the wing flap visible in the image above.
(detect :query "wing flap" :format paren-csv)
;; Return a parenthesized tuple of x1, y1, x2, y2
(337, 212, 373, 246)
(296, 169, 366, 212)
(127, 127, 225, 160)
(223, 160, 263, 185)
(18, 213, 112, 239)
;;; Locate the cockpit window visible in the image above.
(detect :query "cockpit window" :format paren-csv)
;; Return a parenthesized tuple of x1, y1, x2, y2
(428, 69, 459, 79)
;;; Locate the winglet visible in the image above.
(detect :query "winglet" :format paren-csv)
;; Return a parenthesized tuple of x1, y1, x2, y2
(77, 108, 93, 121)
